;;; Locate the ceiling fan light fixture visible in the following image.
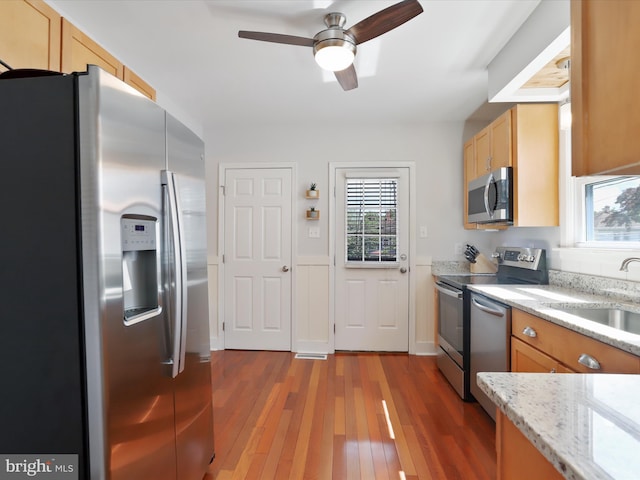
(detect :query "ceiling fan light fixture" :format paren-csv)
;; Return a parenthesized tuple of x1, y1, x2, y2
(314, 40, 355, 71)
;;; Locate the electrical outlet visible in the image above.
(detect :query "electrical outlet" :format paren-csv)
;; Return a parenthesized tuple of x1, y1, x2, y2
(308, 226, 320, 238)
(455, 243, 463, 255)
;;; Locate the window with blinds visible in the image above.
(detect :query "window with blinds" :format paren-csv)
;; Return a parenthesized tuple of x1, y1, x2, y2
(345, 178, 398, 263)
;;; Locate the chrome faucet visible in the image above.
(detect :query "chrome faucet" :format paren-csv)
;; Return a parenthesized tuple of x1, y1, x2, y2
(619, 257, 640, 272)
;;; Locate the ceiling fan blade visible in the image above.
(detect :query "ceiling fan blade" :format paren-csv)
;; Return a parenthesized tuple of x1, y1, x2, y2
(238, 31, 314, 47)
(346, 0, 423, 45)
(334, 65, 358, 91)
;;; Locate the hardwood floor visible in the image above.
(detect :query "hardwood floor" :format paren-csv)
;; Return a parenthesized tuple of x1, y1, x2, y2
(204, 351, 496, 480)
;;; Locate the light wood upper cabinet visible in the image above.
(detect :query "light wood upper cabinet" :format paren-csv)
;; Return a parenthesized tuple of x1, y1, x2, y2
(0, 0, 61, 71)
(123, 66, 157, 101)
(463, 139, 476, 230)
(61, 18, 123, 79)
(463, 104, 558, 228)
(511, 104, 559, 227)
(474, 110, 512, 176)
(474, 126, 492, 176)
(571, 0, 640, 175)
(60, 18, 155, 100)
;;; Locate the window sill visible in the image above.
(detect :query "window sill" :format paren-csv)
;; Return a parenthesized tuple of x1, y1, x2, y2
(345, 261, 400, 269)
(559, 244, 640, 252)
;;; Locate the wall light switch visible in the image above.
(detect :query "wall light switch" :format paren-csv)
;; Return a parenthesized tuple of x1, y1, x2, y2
(419, 226, 428, 238)
(308, 226, 320, 238)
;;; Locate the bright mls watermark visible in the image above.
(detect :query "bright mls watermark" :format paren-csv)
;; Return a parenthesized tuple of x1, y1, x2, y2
(0, 455, 77, 480)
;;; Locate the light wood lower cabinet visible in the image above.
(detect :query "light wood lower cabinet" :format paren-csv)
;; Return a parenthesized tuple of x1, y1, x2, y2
(503, 309, 640, 480)
(512, 309, 640, 374)
(496, 411, 563, 480)
(511, 337, 576, 373)
(0, 0, 60, 71)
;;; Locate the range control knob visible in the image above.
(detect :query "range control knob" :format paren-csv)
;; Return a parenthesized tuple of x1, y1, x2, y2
(527, 255, 536, 262)
(517, 253, 525, 261)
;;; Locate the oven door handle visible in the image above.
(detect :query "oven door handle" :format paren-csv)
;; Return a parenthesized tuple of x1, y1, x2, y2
(435, 282, 463, 299)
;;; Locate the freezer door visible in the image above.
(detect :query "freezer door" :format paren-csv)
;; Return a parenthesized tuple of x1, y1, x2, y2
(166, 113, 215, 478)
(78, 66, 177, 480)
(0, 73, 89, 475)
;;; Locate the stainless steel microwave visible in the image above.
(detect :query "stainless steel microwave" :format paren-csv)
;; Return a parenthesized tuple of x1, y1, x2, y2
(467, 167, 513, 224)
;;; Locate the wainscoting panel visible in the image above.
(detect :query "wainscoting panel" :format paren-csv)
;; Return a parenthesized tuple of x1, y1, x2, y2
(415, 261, 436, 355)
(296, 257, 330, 354)
(207, 262, 220, 350)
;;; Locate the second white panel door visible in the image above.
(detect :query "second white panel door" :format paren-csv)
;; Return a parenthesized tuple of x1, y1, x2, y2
(334, 168, 410, 351)
(223, 167, 292, 351)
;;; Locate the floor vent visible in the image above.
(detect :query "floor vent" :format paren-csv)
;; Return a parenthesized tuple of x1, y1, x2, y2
(294, 353, 328, 360)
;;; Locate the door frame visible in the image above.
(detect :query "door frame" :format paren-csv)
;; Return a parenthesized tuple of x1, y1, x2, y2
(329, 162, 417, 353)
(217, 163, 297, 351)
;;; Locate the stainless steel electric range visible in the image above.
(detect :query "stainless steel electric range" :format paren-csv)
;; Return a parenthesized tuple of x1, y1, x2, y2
(434, 246, 548, 401)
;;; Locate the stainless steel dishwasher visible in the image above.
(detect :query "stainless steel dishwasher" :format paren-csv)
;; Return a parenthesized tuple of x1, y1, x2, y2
(469, 292, 511, 420)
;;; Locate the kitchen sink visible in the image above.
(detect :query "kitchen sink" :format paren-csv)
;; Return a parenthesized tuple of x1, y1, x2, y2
(556, 307, 640, 335)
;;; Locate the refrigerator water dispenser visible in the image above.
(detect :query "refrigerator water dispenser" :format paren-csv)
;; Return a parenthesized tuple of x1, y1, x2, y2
(121, 216, 161, 325)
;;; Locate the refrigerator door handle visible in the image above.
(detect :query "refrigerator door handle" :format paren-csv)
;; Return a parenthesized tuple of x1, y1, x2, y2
(162, 170, 188, 378)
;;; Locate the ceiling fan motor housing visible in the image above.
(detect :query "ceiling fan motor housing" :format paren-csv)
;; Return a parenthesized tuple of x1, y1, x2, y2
(313, 13, 357, 71)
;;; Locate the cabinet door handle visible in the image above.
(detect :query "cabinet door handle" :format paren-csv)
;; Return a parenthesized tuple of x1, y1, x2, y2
(578, 353, 601, 370)
(550, 368, 556, 373)
(522, 326, 537, 338)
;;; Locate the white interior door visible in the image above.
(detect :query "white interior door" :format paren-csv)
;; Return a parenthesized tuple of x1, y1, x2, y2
(223, 167, 292, 350)
(334, 168, 410, 351)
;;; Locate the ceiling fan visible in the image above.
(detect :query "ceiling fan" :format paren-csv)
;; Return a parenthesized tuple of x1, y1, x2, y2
(238, 0, 423, 91)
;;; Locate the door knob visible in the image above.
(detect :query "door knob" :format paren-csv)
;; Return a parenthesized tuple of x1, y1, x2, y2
(282, 266, 290, 272)
(400, 267, 407, 274)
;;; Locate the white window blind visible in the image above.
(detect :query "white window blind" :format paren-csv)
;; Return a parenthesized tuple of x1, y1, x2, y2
(345, 178, 398, 263)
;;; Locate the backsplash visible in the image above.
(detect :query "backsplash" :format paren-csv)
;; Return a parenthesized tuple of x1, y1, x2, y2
(431, 261, 470, 275)
(432, 260, 640, 305)
(549, 248, 640, 283)
(549, 270, 640, 305)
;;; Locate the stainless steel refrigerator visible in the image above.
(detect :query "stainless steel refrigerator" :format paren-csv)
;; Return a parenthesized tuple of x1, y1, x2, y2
(0, 65, 214, 479)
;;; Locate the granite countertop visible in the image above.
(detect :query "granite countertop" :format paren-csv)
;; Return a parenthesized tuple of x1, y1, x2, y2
(477, 372, 640, 480)
(466, 284, 640, 357)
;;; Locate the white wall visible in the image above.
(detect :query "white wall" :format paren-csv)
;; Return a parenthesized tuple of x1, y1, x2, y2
(205, 121, 495, 352)
(205, 122, 493, 261)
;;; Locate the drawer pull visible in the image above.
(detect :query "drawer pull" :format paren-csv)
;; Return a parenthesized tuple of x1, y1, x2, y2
(522, 326, 537, 338)
(550, 368, 556, 373)
(578, 353, 601, 370)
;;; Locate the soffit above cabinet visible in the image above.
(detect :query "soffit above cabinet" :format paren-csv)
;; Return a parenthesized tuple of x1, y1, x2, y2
(488, 0, 570, 103)
(521, 46, 570, 89)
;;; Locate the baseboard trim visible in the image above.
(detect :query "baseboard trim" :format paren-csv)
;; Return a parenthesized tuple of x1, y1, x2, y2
(414, 340, 437, 356)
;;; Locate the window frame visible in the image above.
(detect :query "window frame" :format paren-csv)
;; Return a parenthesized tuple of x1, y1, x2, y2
(344, 177, 400, 267)
(560, 105, 640, 250)
(572, 175, 640, 249)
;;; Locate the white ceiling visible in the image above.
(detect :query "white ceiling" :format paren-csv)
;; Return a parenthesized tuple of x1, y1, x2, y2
(48, 0, 541, 130)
